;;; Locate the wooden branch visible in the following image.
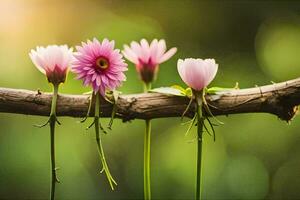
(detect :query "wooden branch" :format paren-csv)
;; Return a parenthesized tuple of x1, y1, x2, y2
(0, 77, 300, 121)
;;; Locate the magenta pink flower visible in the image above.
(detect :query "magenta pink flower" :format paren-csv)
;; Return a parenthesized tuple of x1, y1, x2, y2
(122, 39, 177, 83)
(177, 58, 218, 91)
(29, 45, 73, 85)
(72, 38, 128, 96)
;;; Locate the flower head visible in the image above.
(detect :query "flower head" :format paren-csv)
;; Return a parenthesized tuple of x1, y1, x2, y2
(177, 58, 218, 91)
(29, 45, 73, 85)
(72, 38, 128, 96)
(122, 39, 177, 83)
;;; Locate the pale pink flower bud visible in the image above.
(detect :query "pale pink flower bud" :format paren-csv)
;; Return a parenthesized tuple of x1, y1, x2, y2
(29, 45, 74, 85)
(122, 39, 177, 83)
(177, 58, 218, 91)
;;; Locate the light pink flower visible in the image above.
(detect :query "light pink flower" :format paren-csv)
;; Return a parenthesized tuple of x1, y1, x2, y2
(72, 38, 128, 96)
(122, 39, 177, 83)
(29, 45, 73, 85)
(177, 58, 218, 91)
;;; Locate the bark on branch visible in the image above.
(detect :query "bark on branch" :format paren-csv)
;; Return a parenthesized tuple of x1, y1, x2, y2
(0, 77, 300, 121)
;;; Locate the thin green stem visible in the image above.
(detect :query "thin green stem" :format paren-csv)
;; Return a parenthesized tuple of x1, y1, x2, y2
(143, 82, 152, 200)
(94, 92, 117, 190)
(144, 119, 151, 200)
(195, 90, 204, 200)
(81, 94, 94, 123)
(50, 84, 59, 200)
(50, 85, 58, 116)
(143, 82, 152, 92)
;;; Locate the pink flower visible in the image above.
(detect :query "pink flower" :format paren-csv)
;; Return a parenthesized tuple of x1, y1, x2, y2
(29, 45, 73, 85)
(72, 38, 128, 96)
(122, 39, 177, 83)
(177, 58, 218, 91)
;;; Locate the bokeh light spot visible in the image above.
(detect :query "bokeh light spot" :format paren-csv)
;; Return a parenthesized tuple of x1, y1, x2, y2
(256, 16, 300, 80)
(225, 155, 269, 199)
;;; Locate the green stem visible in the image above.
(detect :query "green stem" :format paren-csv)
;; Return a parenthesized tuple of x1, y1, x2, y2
(94, 92, 117, 190)
(144, 119, 151, 200)
(143, 82, 152, 200)
(195, 90, 204, 200)
(50, 85, 58, 117)
(143, 82, 152, 92)
(50, 84, 59, 200)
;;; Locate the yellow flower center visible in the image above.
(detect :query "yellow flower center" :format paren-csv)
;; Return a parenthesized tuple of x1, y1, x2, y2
(96, 57, 109, 69)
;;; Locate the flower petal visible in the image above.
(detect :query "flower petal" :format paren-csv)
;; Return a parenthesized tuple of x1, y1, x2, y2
(159, 47, 177, 63)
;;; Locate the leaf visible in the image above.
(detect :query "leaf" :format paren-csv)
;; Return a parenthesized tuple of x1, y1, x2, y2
(113, 90, 121, 102)
(171, 85, 186, 93)
(83, 90, 93, 95)
(105, 90, 121, 104)
(207, 82, 239, 94)
(185, 88, 193, 98)
(150, 87, 186, 96)
(206, 87, 234, 94)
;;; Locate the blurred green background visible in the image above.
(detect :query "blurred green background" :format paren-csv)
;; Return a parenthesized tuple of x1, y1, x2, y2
(1, 0, 300, 199)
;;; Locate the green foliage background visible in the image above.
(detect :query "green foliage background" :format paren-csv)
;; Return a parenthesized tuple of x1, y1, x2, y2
(0, 0, 300, 199)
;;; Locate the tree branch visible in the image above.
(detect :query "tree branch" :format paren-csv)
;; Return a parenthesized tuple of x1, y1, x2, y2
(0, 77, 300, 121)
